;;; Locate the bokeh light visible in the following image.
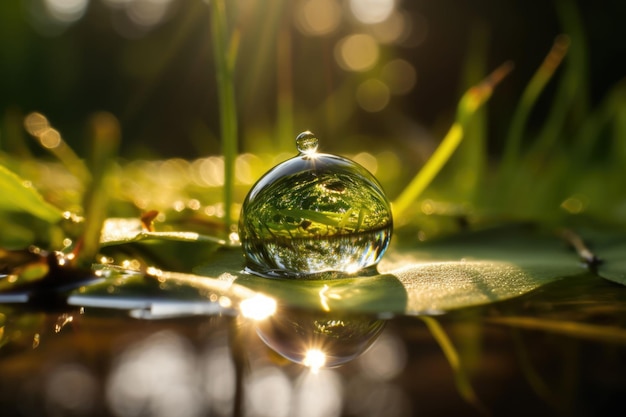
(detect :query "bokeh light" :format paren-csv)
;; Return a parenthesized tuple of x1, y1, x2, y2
(295, 0, 341, 36)
(203, 342, 236, 417)
(369, 10, 408, 44)
(39, 128, 62, 149)
(381, 59, 417, 95)
(44, 0, 89, 24)
(356, 79, 390, 112)
(293, 370, 343, 417)
(106, 331, 203, 417)
(103, 0, 176, 37)
(335, 34, 379, 72)
(126, 0, 173, 27)
(45, 363, 97, 415)
(349, 0, 395, 24)
(357, 331, 407, 380)
(245, 367, 292, 417)
(352, 152, 378, 175)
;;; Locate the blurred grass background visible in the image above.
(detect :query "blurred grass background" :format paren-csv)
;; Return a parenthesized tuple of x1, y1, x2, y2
(0, 0, 625, 240)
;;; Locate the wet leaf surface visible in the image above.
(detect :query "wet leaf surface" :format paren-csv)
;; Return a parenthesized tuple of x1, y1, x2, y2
(70, 226, 619, 317)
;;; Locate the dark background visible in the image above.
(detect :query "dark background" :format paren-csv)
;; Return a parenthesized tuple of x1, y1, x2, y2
(0, 0, 624, 159)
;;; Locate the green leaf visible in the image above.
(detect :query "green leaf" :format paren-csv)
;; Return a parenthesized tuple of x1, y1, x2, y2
(99, 218, 231, 246)
(0, 164, 63, 223)
(197, 226, 588, 315)
(71, 227, 624, 317)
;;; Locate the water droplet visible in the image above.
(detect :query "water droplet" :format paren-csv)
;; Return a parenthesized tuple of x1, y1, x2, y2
(239, 133, 392, 279)
(256, 306, 385, 367)
(295, 131, 319, 154)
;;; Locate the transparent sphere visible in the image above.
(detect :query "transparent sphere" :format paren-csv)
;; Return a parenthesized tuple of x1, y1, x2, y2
(256, 307, 386, 368)
(239, 131, 393, 279)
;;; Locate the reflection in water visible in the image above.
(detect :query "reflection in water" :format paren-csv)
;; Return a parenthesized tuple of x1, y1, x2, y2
(255, 305, 386, 369)
(45, 363, 97, 416)
(358, 331, 407, 380)
(106, 330, 204, 417)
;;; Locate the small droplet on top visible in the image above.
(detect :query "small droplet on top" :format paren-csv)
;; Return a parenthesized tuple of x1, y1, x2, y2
(295, 131, 319, 154)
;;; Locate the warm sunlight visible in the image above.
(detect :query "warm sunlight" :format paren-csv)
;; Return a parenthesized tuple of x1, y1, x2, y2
(303, 349, 327, 373)
(240, 294, 277, 320)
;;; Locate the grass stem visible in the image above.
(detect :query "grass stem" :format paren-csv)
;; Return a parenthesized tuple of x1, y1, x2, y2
(392, 62, 513, 220)
(211, 0, 239, 232)
(421, 317, 487, 414)
(76, 112, 120, 268)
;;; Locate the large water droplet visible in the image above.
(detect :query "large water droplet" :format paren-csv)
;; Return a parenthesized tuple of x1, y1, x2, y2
(295, 131, 319, 154)
(239, 132, 392, 279)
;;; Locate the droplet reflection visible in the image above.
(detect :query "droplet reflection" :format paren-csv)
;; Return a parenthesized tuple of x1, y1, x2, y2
(240, 132, 393, 279)
(255, 306, 385, 369)
(295, 131, 319, 154)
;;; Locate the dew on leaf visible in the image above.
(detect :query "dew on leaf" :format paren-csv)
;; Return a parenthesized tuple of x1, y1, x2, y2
(295, 130, 319, 154)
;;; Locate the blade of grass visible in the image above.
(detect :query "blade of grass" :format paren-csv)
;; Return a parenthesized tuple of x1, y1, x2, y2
(392, 62, 513, 220)
(612, 81, 626, 166)
(421, 317, 487, 414)
(527, 0, 588, 162)
(487, 316, 626, 345)
(501, 35, 570, 171)
(454, 23, 489, 202)
(277, 12, 294, 152)
(510, 328, 561, 410)
(211, 0, 239, 233)
(76, 112, 120, 267)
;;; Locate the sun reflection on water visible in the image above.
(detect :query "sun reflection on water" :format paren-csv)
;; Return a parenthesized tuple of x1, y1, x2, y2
(302, 348, 327, 373)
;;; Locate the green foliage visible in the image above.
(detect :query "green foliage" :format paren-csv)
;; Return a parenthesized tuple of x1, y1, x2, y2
(0, 164, 62, 223)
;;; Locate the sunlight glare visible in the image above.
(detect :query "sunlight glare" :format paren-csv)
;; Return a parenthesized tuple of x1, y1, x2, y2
(303, 349, 327, 373)
(240, 294, 277, 320)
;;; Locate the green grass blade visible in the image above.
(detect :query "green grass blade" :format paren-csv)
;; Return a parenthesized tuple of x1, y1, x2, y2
(211, 0, 239, 232)
(501, 35, 570, 170)
(527, 0, 588, 161)
(392, 62, 513, 220)
(77, 112, 120, 267)
(455, 23, 489, 201)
